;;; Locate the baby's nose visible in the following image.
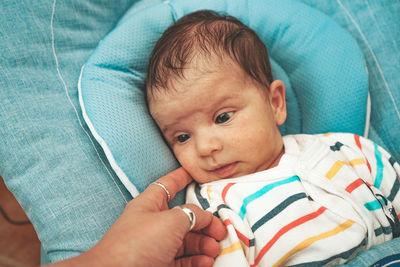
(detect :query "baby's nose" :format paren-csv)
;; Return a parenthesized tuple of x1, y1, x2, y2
(196, 132, 222, 157)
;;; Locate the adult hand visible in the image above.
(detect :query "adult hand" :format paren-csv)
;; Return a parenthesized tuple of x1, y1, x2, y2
(48, 167, 227, 267)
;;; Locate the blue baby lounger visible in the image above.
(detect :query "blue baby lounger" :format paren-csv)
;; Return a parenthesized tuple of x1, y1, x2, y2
(80, 0, 368, 198)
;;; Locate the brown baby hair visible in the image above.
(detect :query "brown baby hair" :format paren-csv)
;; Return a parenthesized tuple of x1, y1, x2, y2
(146, 9, 273, 100)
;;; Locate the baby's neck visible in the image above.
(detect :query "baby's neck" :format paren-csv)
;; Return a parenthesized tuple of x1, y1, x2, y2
(269, 146, 285, 169)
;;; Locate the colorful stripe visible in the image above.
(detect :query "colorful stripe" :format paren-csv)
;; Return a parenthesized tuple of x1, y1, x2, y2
(213, 204, 230, 218)
(219, 241, 243, 256)
(195, 183, 210, 210)
(289, 238, 367, 267)
(236, 230, 253, 248)
(325, 159, 365, 179)
(388, 178, 400, 202)
(345, 178, 364, 193)
(364, 200, 383, 211)
(251, 192, 307, 232)
(325, 161, 347, 179)
(224, 219, 255, 248)
(216, 204, 230, 214)
(354, 134, 372, 173)
(354, 134, 362, 150)
(350, 158, 365, 166)
(273, 220, 355, 267)
(252, 206, 327, 267)
(206, 185, 212, 200)
(239, 176, 300, 219)
(374, 225, 393, 237)
(222, 183, 235, 203)
(374, 143, 384, 189)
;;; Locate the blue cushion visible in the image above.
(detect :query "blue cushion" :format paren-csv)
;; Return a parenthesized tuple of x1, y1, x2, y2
(79, 0, 368, 198)
(0, 0, 145, 263)
(298, 0, 400, 174)
(337, 237, 400, 267)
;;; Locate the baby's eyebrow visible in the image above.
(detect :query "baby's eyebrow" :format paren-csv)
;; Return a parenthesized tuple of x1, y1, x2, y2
(159, 94, 237, 133)
(161, 125, 170, 134)
(161, 123, 177, 136)
(158, 119, 178, 134)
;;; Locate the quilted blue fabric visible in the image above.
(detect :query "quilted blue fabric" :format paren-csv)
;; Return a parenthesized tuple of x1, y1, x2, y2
(0, 0, 140, 263)
(300, 0, 400, 170)
(80, 0, 368, 197)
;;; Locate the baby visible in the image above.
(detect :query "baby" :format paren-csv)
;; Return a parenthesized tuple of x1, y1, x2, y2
(146, 10, 400, 266)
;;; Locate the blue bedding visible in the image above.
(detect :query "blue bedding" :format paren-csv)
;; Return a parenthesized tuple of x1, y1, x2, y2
(0, 0, 399, 264)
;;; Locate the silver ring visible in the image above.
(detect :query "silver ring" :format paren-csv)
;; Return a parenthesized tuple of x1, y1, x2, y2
(173, 206, 196, 231)
(151, 182, 171, 202)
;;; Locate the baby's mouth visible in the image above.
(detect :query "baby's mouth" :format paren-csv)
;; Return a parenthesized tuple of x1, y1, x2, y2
(210, 162, 238, 178)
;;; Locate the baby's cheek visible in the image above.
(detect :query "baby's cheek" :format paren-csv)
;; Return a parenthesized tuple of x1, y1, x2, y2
(176, 153, 189, 169)
(231, 134, 242, 145)
(245, 128, 272, 153)
(231, 128, 258, 146)
(229, 125, 249, 143)
(176, 152, 197, 175)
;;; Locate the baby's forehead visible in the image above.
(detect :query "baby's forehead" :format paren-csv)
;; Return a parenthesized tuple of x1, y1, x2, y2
(147, 56, 269, 107)
(149, 61, 222, 95)
(175, 57, 248, 85)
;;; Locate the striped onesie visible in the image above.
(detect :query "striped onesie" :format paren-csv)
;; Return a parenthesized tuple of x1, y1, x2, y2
(186, 133, 400, 266)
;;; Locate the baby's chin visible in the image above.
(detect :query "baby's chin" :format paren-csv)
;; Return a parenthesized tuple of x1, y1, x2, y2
(191, 165, 275, 184)
(191, 175, 218, 184)
(188, 171, 223, 184)
(190, 170, 246, 184)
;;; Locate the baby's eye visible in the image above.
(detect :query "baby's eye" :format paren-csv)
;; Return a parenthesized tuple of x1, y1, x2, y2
(177, 134, 190, 143)
(215, 112, 234, 124)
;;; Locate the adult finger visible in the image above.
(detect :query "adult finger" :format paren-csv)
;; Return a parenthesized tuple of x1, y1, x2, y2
(173, 255, 214, 267)
(200, 215, 227, 241)
(174, 204, 227, 241)
(155, 167, 192, 200)
(133, 167, 192, 211)
(175, 232, 221, 258)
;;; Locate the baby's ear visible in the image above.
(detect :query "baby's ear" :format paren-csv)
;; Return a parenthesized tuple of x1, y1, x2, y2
(269, 80, 287, 126)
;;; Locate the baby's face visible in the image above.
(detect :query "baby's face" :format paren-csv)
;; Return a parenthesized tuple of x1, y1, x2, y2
(149, 63, 286, 183)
